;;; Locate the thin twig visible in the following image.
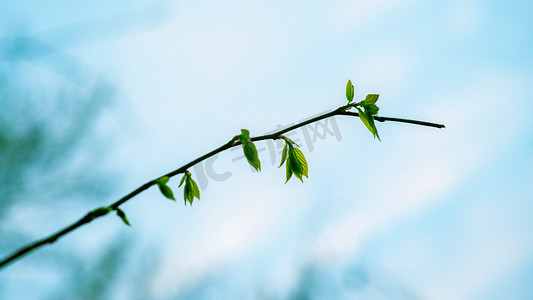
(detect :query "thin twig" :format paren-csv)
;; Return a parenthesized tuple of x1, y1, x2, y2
(0, 105, 444, 269)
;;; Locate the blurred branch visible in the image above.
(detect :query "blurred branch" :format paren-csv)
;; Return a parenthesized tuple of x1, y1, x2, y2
(0, 105, 444, 269)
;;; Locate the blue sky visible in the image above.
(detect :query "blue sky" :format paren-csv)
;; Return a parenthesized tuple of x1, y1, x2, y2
(1, 0, 532, 299)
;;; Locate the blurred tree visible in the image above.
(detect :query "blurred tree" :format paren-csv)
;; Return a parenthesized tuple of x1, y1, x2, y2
(0, 8, 173, 296)
(0, 29, 127, 299)
(0, 32, 113, 240)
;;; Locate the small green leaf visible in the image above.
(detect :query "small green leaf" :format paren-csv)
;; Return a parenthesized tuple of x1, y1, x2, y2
(285, 160, 293, 183)
(292, 148, 308, 178)
(155, 176, 175, 200)
(281, 135, 298, 146)
(184, 179, 192, 205)
(158, 184, 175, 201)
(356, 107, 380, 140)
(346, 80, 354, 102)
(178, 172, 187, 187)
(365, 110, 381, 141)
(243, 140, 261, 172)
(285, 145, 308, 183)
(181, 172, 200, 206)
(279, 143, 288, 168)
(190, 177, 200, 199)
(91, 206, 112, 217)
(184, 179, 194, 205)
(365, 104, 379, 115)
(288, 147, 308, 182)
(239, 129, 250, 141)
(360, 94, 379, 106)
(116, 208, 131, 226)
(237, 129, 261, 172)
(356, 107, 373, 135)
(155, 176, 170, 185)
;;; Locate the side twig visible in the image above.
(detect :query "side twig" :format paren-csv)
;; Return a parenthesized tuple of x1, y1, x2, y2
(0, 105, 444, 269)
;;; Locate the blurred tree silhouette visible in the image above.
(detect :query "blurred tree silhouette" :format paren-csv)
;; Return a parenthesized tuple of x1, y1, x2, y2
(0, 32, 112, 237)
(0, 7, 173, 296)
(287, 262, 421, 300)
(0, 28, 128, 298)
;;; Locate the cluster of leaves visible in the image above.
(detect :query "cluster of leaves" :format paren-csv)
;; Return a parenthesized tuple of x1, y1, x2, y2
(237, 129, 309, 183)
(154, 172, 200, 207)
(278, 137, 308, 182)
(346, 80, 381, 140)
(236, 129, 308, 183)
(93, 171, 204, 227)
(178, 171, 200, 206)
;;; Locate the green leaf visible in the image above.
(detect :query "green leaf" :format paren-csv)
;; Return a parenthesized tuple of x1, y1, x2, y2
(285, 160, 293, 183)
(184, 179, 194, 205)
(184, 179, 191, 205)
(181, 173, 200, 206)
(279, 143, 288, 168)
(346, 80, 354, 102)
(360, 94, 379, 106)
(292, 148, 309, 178)
(281, 135, 298, 146)
(155, 176, 170, 185)
(91, 206, 112, 217)
(365, 104, 379, 115)
(356, 107, 373, 135)
(116, 208, 131, 226)
(237, 129, 261, 172)
(239, 129, 250, 142)
(280, 140, 309, 183)
(190, 177, 200, 199)
(243, 140, 261, 172)
(356, 107, 380, 140)
(286, 145, 308, 183)
(155, 176, 175, 200)
(365, 110, 381, 141)
(288, 147, 308, 182)
(178, 173, 187, 187)
(158, 183, 175, 201)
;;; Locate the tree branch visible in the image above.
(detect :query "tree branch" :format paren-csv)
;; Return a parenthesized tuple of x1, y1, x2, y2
(0, 105, 444, 269)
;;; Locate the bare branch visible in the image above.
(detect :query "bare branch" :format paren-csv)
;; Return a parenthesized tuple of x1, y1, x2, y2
(0, 105, 444, 269)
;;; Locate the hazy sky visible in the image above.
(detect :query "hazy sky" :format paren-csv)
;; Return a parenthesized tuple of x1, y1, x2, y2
(1, 1, 532, 299)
